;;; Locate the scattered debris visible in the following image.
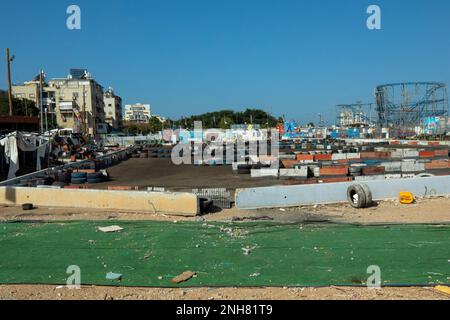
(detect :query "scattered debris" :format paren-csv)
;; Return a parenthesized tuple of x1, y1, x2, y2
(98, 225, 123, 233)
(434, 285, 450, 296)
(399, 191, 415, 204)
(105, 272, 122, 281)
(171, 271, 196, 284)
(231, 216, 274, 222)
(220, 226, 249, 238)
(242, 245, 258, 255)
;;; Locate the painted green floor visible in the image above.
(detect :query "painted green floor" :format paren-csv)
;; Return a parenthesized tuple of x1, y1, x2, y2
(0, 221, 449, 287)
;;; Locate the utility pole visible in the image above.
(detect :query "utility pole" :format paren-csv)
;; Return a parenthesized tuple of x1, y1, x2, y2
(6, 48, 13, 116)
(44, 107, 48, 133)
(82, 85, 86, 135)
(39, 69, 44, 133)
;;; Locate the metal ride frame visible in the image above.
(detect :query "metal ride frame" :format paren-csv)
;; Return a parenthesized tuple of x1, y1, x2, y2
(336, 103, 376, 128)
(374, 82, 449, 138)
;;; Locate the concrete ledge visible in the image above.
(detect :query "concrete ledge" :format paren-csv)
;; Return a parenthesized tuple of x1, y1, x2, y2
(0, 187, 199, 216)
(235, 175, 450, 209)
(251, 169, 279, 178)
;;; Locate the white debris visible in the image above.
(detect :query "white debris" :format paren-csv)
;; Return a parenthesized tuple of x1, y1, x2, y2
(98, 225, 123, 233)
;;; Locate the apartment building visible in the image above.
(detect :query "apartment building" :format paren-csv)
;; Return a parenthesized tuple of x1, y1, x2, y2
(13, 69, 107, 135)
(103, 87, 123, 130)
(12, 75, 56, 117)
(124, 103, 151, 123)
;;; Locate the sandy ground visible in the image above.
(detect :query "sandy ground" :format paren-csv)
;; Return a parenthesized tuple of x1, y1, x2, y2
(0, 284, 449, 300)
(1, 197, 450, 300)
(1, 196, 449, 225)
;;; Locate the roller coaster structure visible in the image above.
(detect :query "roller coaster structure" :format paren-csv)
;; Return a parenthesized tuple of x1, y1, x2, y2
(374, 82, 449, 136)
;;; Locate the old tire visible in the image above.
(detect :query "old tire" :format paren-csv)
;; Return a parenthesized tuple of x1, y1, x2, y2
(22, 203, 34, 211)
(71, 172, 87, 179)
(87, 172, 103, 180)
(199, 197, 213, 213)
(359, 183, 373, 206)
(71, 178, 87, 184)
(237, 164, 251, 174)
(347, 184, 367, 208)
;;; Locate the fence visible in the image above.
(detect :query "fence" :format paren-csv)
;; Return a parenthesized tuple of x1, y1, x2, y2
(102, 134, 163, 147)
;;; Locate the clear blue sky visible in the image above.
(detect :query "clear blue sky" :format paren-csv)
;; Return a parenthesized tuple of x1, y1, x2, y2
(1, 0, 450, 124)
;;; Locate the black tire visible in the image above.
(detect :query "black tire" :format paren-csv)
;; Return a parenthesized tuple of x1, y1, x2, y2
(22, 203, 34, 211)
(237, 168, 251, 174)
(71, 172, 87, 179)
(57, 172, 69, 182)
(71, 178, 87, 184)
(359, 183, 373, 206)
(87, 178, 103, 184)
(252, 163, 262, 169)
(199, 197, 213, 213)
(87, 172, 103, 179)
(347, 184, 367, 208)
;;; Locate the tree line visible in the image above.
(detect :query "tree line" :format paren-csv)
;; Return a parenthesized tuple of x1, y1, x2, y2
(123, 108, 282, 135)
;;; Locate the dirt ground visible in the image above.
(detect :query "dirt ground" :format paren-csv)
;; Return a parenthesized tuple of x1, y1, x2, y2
(0, 284, 448, 300)
(94, 158, 281, 190)
(1, 196, 449, 225)
(1, 196, 450, 300)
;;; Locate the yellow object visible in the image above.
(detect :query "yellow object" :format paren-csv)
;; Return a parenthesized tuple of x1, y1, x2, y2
(435, 286, 450, 296)
(399, 191, 415, 204)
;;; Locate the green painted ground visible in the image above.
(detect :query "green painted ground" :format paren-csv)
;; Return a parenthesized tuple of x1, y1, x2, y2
(0, 221, 449, 287)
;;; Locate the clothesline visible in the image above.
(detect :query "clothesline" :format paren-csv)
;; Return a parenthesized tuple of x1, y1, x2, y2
(0, 131, 50, 180)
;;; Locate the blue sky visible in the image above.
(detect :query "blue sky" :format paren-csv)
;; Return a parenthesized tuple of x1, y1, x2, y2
(1, 0, 450, 124)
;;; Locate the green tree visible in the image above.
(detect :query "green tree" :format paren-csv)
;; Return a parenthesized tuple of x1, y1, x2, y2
(174, 108, 278, 129)
(148, 116, 163, 133)
(0, 89, 38, 116)
(218, 116, 233, 129)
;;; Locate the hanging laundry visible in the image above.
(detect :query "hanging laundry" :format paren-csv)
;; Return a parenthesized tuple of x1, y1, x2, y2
(0, 134, 19, 179)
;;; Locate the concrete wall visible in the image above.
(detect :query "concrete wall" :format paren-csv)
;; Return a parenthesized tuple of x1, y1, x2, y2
(235, 175, 450, 209)
(0, 187, 199, 216)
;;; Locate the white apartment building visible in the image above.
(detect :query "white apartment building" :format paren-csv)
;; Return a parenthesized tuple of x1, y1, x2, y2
(124, 103, 151, 123)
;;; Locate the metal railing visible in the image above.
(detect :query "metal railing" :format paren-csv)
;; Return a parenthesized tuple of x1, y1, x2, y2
(0, 146, 137, 187)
